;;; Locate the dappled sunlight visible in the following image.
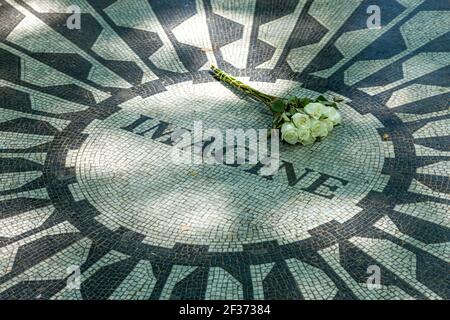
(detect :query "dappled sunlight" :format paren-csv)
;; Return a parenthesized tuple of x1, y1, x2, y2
(68, 85, 391, 251)
(0, 0, 447, 300)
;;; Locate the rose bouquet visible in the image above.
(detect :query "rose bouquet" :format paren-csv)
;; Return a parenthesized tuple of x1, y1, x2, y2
(211, 66, 342, 145)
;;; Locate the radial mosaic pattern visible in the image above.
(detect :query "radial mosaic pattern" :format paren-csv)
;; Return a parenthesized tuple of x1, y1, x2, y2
(0, 0, 449, 300)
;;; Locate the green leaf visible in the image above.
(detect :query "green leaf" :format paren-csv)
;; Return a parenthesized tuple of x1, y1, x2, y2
(316, 95, 328, 102)
(333, 97, 344, 103)
(298, 98, 312, 108)
(323, 101, 337, 107)
(281, 112, 290, 122)
(324, 101, 339, 109)
(271, 99, 286, 113)
(272, 114, 283, 128)
(288, 96, 298, 105)
(288, 105, 297, 115)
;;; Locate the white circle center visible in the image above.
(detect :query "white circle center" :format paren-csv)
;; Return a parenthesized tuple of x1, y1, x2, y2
(68, 80, 389, 252)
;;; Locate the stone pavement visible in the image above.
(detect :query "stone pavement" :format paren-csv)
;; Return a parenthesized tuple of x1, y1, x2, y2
(0, 0, 448, 300)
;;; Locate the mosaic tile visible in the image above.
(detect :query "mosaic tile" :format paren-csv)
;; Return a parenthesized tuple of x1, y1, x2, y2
(0, 0, 448, 300)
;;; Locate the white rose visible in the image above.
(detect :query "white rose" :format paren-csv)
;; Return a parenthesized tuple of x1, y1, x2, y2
(310, 119, 328, 138)
(291, 113, 310, 128)
(281, 122, 299, 145)
(321, 118, 334, 132)
(297, 126, 312, 144)
(304, 102, 325, 120)
(323, 107, 342, 125)
(301, 135, 316, 145)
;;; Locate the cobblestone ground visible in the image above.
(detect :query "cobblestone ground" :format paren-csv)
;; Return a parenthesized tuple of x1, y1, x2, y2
(0, 0, 449, 300)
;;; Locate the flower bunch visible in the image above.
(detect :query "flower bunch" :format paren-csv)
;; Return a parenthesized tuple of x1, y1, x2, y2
(279, 100, 342, 145)
(210, 66, 342, 145)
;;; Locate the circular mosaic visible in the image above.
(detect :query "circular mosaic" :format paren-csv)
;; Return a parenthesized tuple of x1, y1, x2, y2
(0, 0, 448, 300)
(67, 81, 388, 251)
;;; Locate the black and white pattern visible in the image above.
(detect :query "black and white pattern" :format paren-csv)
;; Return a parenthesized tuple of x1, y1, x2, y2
(0, 0, 449, 300)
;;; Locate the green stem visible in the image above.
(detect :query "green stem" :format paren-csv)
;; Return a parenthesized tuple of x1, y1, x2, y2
(211, 65, 277, 107)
